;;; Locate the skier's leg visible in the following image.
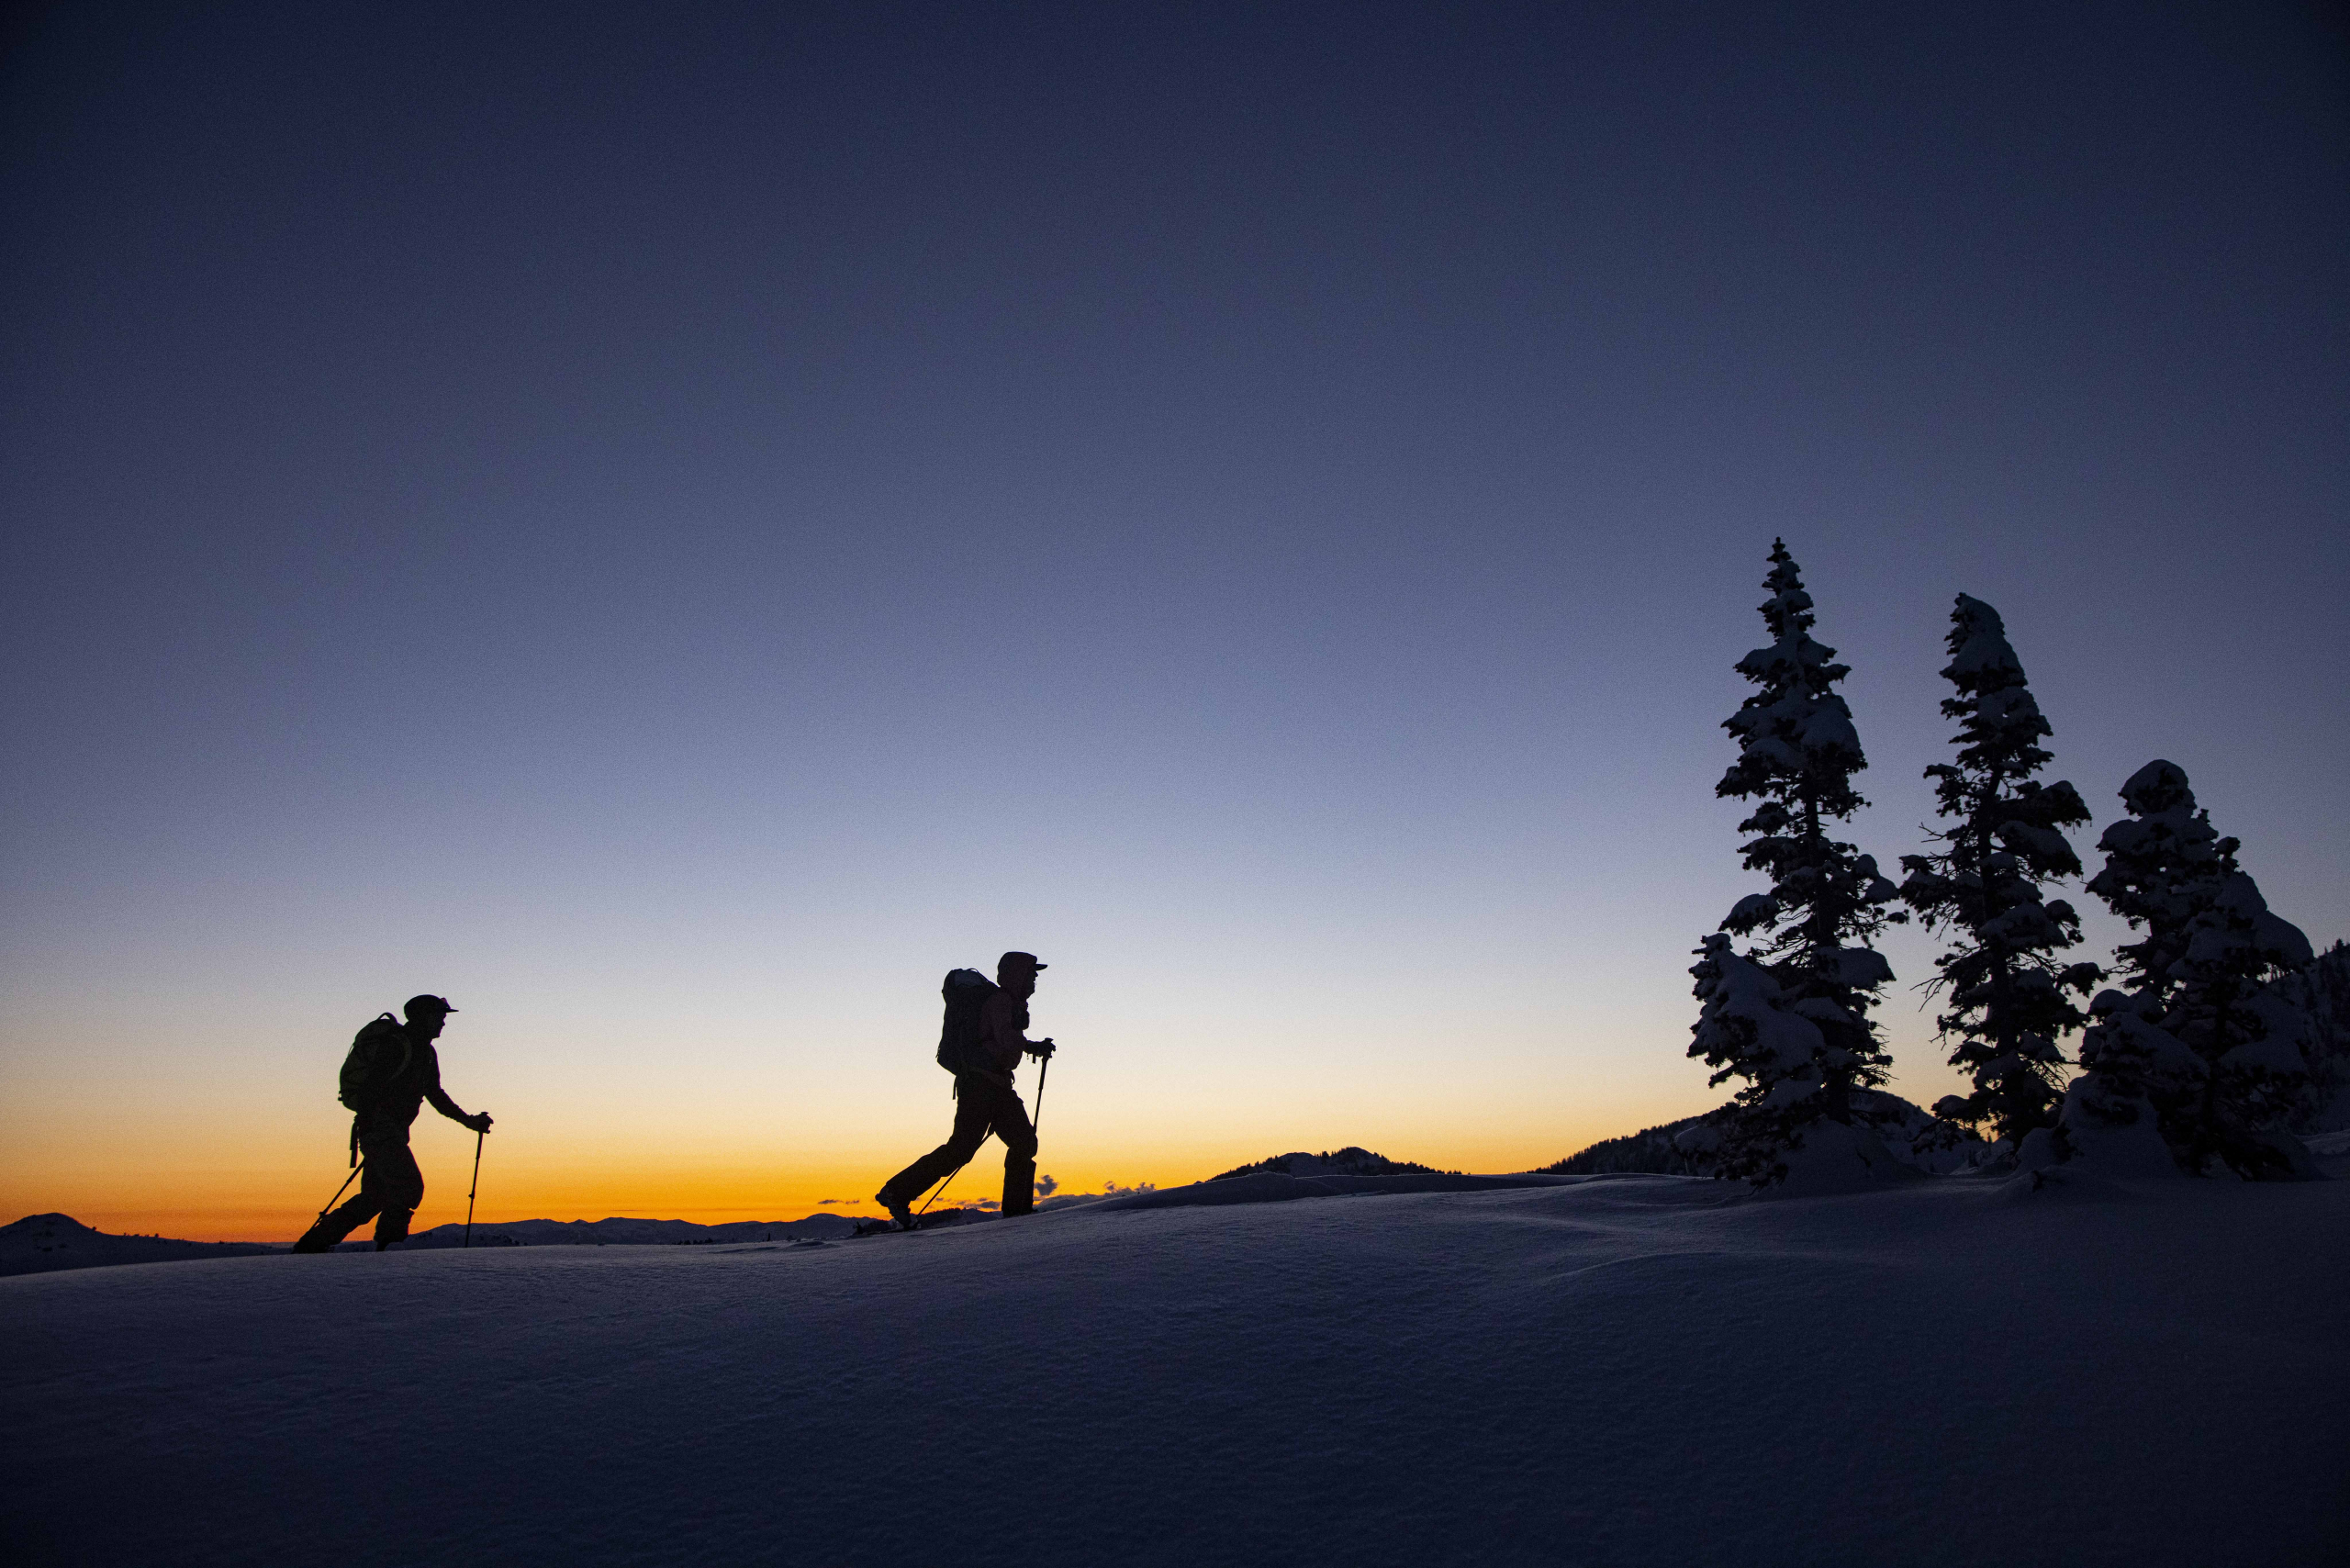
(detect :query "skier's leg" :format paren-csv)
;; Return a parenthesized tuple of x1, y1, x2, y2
(878, 1086, 993, 1209)
(369, 1142, 425, 1249)
(293, 1188, 381, 1252)
(990, 1085, 1038, 1216)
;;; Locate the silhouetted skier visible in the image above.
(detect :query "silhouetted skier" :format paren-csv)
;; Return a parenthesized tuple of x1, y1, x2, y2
(878, 951, 1056, 1227)
(292, 995, 491, 1252)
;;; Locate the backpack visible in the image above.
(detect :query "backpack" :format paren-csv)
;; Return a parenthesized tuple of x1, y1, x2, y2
(935, 969, 998, 1075)
(339, 1014, 415, 1111)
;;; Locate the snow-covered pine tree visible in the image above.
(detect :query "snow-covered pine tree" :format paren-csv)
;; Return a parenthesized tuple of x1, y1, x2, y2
(2073, 761, 2318, 1177)
(2268, 940, 2350, 1129)
(2085, 760, 2236, 1002)
(2061, 760, 2233, 1163)
(2166, 868, 2315, 1175)
(1686, 540, 1901, 1184)
(2058, 985, 2203, 1175)
(1897, 596, 2100, 1147)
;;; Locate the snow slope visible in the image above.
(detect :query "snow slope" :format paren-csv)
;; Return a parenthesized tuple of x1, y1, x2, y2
(5, 1172, 2344, 1567)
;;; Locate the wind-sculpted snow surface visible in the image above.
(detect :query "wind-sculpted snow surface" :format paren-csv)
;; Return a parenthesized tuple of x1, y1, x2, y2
(5, 1175, 2345, 1566)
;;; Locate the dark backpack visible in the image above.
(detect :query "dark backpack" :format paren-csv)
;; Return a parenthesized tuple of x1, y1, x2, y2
(935, 969, 998, 1074)
(339, 1014, 415, 1111)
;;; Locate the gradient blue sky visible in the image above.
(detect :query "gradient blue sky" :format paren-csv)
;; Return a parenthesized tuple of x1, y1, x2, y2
(4, 2, 2344, 1235)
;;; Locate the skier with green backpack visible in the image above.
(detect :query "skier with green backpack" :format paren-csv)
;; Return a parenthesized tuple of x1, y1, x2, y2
(292, 994, 492, 1253)
(876, 951, 1057, 1229)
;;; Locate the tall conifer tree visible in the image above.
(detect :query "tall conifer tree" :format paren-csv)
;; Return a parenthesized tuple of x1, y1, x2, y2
(1899, 596, 2099, 1146)
(1688, 540, 1899, 1183)
(2084, 760, 2236, 1003)
(2075, 762, 2315, 1176)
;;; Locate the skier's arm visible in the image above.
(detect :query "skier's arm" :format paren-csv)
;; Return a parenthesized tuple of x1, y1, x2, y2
(979, 995, 1038, 1072)
(422, 1049, 492, 1132)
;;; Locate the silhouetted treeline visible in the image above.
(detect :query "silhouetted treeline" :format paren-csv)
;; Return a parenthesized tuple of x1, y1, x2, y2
(1682, 542, 2339, 1185)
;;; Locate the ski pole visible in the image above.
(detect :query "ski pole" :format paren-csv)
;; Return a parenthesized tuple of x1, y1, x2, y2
(463, 1126, 485, 1249)
(314, 1114, 368, 1224)
(1033, 1053, 1050, 1138)
(315, 1162, 363, 1226)
(914, 1158, 968, 1221)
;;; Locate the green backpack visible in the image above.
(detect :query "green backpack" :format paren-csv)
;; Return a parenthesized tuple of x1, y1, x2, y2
(338, 1014, 415, 1111)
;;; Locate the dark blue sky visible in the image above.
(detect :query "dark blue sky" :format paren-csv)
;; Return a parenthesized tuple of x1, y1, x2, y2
(4, 2, 2345, 1224)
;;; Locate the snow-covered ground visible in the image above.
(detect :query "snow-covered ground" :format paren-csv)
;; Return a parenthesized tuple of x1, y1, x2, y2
(6, 1170, 2344, 1567)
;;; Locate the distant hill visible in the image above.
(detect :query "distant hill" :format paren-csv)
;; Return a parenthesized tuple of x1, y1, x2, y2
(1539, 1113, 1721, 1176)
(0, 1214, 278, 1278)
(1210, 1147, 1451, 1181)
(1539, 1091, 1984, 1176)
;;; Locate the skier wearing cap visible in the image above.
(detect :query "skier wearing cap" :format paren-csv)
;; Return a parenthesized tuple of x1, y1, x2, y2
(292, 994, 492, 1252)
(878, 951, 1056, 1226)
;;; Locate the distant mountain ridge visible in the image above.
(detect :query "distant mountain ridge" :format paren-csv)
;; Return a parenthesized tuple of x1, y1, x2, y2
(393, 1214, 864, 1249)
(1, 1214, 279, 1278)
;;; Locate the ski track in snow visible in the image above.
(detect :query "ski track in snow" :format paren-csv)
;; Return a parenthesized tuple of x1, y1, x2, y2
(4, 1174, 2345, 1567)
